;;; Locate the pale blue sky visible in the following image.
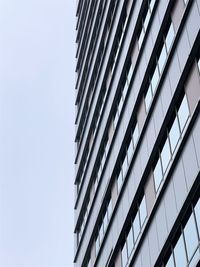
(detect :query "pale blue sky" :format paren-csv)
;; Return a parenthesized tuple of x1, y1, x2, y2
(0, 0, 75, 266)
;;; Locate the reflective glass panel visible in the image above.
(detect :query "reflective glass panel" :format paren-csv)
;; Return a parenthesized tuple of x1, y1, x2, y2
(127, 139, 134, 164)
(107, 199, 112, 220)
(127, 227, 134, 257)
(151, 65, 159, 93)
(122, 242, 128, 267)
(133, 212, 140, 241)
(133, 123, 139, 146)
(138, 28, 144, 48)
(117, 170, 123, 192)
(150, 0, 156, 12)
(161, 138, 171, 173)
(103, 211, 108, 232)
(118, 95, 124, 114)
(154, 157, 163, 192)
(122, 156, 128, 178)
(145, 84, 153, 111)
(198, 59, 200, 73)
(174, 234, 187, 267)
(139, 195, 147, 226)
(158, 44, 167, 73)
(178, 95, 189, 132)
(165, 253, 175, 267)
(144, 9, 151, 30)
(165, 23, 175, 53)
(99, 223, 104, 243)
(194, 198, 200, 233)
(95, 236, 100, 255)
(169, 116, 180, 153)
(184, 213, 199, 261)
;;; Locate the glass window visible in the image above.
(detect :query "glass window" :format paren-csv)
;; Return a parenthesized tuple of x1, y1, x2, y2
(169, 116, 180, 153)
(117, 170, 123, 193)
(121, 242, 128, 267)
(133, 212, 140, 242)
(178, 95, 189, 132)
(127, 64, 133, 85)
(127, 139, 134, 164)
(194, 199, 200, 233)
(99, 223, 104, 243)
(158, 44, 167, 73)
(103, 212, 108, 232)
(138, 28, 144, 48)
(122, 156, 128, 178)
(160, 138, 171, 174)
(127, 226, 134, 257)
(198, 59, 200, 73)
(144, 9, 151, 30)
(154, 157, 163, 192)
(165, 253, 175, 267)
(123, 80, 129, 100)
(174, 233, 187, 267)
(139, 195, 147, 226)
(145, 84, 153, 111)
(107, 199, 112, 220)
(149, 0, 156, 12)
(133, 123, 139, 146)
(113, 110, 119, 129)
(165, 23, 175, 53)
(118, 95, 124, 115)
(151, 65, 159, 93)
(95, 235, 100, 255)
(184, 213, 199, 261)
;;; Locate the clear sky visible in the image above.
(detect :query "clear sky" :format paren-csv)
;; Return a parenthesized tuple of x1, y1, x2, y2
(0, 0, 75, 266)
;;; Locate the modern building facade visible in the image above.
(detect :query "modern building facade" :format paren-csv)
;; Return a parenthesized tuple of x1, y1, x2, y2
(74, 0, 200, 266)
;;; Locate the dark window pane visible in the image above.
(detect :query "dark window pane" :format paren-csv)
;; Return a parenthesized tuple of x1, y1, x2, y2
(165, 253, 175, 267)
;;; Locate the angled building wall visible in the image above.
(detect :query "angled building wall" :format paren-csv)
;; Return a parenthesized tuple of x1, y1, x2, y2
(74, 0, 200, 266)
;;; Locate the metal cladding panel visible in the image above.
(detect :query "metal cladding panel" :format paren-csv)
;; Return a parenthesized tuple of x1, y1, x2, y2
(153, 97, 164, 136)
(172, 158, 188, 211)
(150, 12, 161, 45)
(185, 63, 200, 114)
(186, 2, 200, 47)
(160, 76, 172, 117)
(146, 118, 156, 162)
(182, 136, 199, 191)
(171, 0, 184, 32)
(177, 29, 191, 73)
(168, 52, 181, 95)
(155, 201, 168, 249)
(141, 237, 151, 267)
(164, 179, 178, 232)
(148, 220, 160, 266)
(157, 0, 169, 24)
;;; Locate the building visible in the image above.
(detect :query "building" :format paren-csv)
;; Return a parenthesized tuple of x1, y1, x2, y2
(74, 0, 200, 266)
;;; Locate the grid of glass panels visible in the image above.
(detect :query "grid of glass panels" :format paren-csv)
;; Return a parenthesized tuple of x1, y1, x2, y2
(95, 197, 112, 255)
(121, 195, 147, 267)
(137, 0, 156, 49)
(144, 20, 175, 112)
(153, 93, 190, 192)
(163, 196, 200, 267)
(117, 122, 139, 193)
